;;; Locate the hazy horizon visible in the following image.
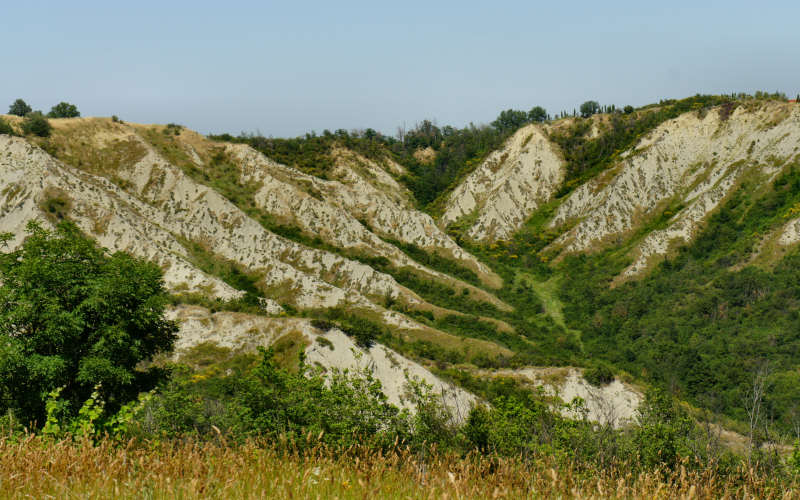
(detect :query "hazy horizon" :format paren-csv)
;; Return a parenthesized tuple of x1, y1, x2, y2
(3, 0, 799, 137)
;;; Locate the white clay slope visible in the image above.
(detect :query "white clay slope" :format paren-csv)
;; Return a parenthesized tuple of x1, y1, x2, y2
(229, 142, 495, 285)
(1, 126, 506, 340)
(224, 144, 508, 307)
(0, 134, 412, 320)
(0, 135, 246, 303)
(324, 148, 498, 285)
(170, 305, 477, 420)
(96, 135, 419, 309)
(779, 216, 800, 246)
(440, 124, 565, 241)
(547, 103, 800, 276)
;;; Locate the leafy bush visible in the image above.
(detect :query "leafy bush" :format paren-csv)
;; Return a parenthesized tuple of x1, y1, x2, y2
(584, 363, 615, 386)
(790, 442, 800, 475)
(234, 348, 408, 449)
(310, 319, 335, 332)
(21, 111, 52, 137)
(47, 102, 80, 118)
(0, 221, 177, 426)
(633, 389, 694, 468)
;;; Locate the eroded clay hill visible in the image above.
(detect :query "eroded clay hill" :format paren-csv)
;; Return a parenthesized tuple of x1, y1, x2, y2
(3, 99, 800, 423)
(440, 123, 565, 241)
(547, 102, 800, 277)
(0, 117, 514, 405)
(440, 101, 800, 280)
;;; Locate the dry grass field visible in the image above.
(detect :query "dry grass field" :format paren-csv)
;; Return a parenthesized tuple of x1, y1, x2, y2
(1, 436, 797, 499)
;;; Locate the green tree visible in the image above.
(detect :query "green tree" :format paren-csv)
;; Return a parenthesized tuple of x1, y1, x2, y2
(8, 99, 32, 117)
(47, 102, 80, 118)
(21, 112, 52, 137)
(491, 109, 529, 132)
(579, 100, 601, 118)
(528, 106, 548, 123)
(0, 221, 178, 426)
(623, 105, 635, 114)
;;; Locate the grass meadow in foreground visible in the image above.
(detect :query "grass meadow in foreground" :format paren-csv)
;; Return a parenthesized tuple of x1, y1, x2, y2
(0, 437, 797, 499)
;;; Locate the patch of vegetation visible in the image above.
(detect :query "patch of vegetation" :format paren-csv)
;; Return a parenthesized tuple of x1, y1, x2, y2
(584, 363, 615, 387)
(0, 117, 14, 136)
(178, 236, 262, 298)
(164, 123, 183, 135)
(557, 163, 800, 434)
(21, 112, 52, 137)
(380, 236, 480, 285)
(0, 221, 177, 426)
(311, 308, 387, 349)
(270, 331, 310, 372)
(7, 98, 31, 117)
(47, 102, 80, 118)
(38, 189, 72, 222)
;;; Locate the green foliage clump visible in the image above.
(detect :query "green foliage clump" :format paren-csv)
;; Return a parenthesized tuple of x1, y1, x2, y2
(491, 106, 549, 131)
(179, 237, 261, 297)
(579, 100, 600, 118)
(164, 123, 183, 135)
(380, 237, 480, 285)
(0, 221, 177, 426)
(124, 348, 411, 449)
(239, 349, 408, 449)
(584, 363, 615, 386)
(789, 443, 800, 474)
(0, 117, 14, 136)
(21, 111, 52, 137)
(8, 99, 31, 117)
(47, 102, 80, 118)
(633, 389, 694, 468)
(318, 309, 387, 349)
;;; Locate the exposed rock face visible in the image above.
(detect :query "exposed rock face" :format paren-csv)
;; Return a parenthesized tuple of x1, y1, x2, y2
(225, 144, 508, 306)
(779, 216, 800, 246)
(114, 137, 406, 309)
(170, 305, 477, 418)
(0, 135, 241, 301)
(546, 103, 800, 275)
(0, 121, 510, 362)
(440, 124, 565, 241)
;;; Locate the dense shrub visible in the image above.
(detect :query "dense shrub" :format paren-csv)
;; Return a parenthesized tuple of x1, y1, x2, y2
(584, 363, 615, 386)
(0, 221, 177, 426)
(21, 111, 52, 137)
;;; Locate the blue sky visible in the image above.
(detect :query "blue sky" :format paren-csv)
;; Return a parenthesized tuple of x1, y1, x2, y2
(3, 1, 799, 136)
